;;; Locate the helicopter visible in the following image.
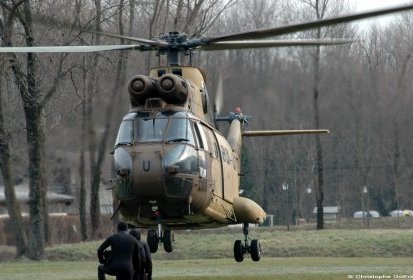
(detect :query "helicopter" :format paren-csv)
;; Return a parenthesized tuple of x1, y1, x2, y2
(1, 3, 413, 263)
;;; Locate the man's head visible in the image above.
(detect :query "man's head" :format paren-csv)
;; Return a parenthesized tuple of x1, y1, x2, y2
(117, 221, 128, 232)
(129, 229, 141, 241)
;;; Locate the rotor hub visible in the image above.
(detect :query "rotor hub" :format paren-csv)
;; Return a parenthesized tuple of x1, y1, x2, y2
(159, 32, 189, 45)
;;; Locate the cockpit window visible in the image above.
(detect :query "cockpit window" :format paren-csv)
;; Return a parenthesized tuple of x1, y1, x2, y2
(166, 114, 195, 145)
(115, 120, 133, 146)
(116, 111, 198, 144)
(135, 114, 168, 142)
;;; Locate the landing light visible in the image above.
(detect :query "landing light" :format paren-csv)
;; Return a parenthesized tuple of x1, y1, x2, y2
(167, 165, 180, 175)
(116, 168, 130, 177)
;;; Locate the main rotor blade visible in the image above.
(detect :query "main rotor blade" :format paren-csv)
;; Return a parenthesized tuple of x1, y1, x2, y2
(0, 44, 142, 53)
(208, 4, 413, 42)
(94, 31, 169, 47)
(243, 129, 330, 137)
(201, 39, 354, 51)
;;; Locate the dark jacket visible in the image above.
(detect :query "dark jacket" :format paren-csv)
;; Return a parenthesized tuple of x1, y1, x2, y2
(140, 241, 152, 279)
(97, 231, 140, 277)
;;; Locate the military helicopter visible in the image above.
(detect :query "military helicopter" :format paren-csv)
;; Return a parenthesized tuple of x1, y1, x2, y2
(1, 3, 413, 262)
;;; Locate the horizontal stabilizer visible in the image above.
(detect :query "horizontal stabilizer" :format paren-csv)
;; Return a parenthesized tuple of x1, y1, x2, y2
(242, 129, 330, 137)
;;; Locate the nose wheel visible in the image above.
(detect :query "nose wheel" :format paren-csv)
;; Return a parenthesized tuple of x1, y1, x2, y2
(147, 225, 174, 253)
(233, 223, 262, 262)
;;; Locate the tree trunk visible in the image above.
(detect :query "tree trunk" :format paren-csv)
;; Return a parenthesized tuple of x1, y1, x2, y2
(90, 0, 102, 239)
(311, 0, 326, 230)
(0, 70, 28, 257)
(1, 1, 48, 259)
(74, 1, 87, 241)
(313, 41, 324, 230)
(79, 55, 88, 241)
(112, 0, 128, 228)
(24, 105, 48, 259)
(23, 1, 49, 254)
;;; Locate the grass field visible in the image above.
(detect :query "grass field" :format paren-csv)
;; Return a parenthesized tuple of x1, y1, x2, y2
(37, 227, 413, 261)
(1, 257, 413, 280)
(2, 228, 413, 279)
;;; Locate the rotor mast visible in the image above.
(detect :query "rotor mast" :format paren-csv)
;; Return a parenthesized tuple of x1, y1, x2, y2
(166, 49, 180, 66)
(158, 32, 194, 66)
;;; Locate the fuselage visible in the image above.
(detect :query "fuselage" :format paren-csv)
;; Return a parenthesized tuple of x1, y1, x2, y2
(111, 66, 266, 229)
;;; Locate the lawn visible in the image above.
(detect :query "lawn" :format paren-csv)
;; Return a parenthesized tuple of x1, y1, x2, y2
(40, 228, 413, 261)
(1, 257, 413, 280)
(2, 228, 413, 280)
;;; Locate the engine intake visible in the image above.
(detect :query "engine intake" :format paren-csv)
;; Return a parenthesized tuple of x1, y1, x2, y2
(156, 74, 189, 104)
(128, 75, 157, 106)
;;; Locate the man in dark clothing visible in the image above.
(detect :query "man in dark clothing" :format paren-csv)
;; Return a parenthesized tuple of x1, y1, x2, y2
(129, 229, 146, 280)
(97, 222, 140, 280)
(130, 229, 152, 280)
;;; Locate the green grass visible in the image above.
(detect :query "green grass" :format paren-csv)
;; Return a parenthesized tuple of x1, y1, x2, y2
(39, 228, 413, 261)
(2, 228, 413, 279)
(1, 258, 413, 280)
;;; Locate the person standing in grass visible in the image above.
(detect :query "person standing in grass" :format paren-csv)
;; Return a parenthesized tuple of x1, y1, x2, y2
(130, 229, 152, 280)
(97, 222, 140, 280)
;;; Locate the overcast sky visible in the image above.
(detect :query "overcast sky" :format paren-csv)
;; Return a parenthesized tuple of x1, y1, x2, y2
(349, 0, 413, 28)
(352, 0, 411, 11)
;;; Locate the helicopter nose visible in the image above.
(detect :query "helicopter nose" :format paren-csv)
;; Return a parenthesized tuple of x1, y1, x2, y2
(132, 145, 164, 196)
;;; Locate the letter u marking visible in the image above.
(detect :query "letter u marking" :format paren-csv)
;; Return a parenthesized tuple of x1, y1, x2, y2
(143, 160, 150, 172)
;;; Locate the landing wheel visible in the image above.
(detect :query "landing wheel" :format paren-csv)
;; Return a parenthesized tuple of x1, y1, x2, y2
(147, 229, 159, 253)
(233, 223, 262, 262)
(250, 239, 261, 261)
(163, 229, 174, 253)
(233, 240, 244, 262)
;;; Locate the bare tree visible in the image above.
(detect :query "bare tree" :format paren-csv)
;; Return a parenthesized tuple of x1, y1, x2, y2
(296, 0, 351, 229)
(88, 0, 103, 239)
(0, 59, 28, 257)
(87, 0, 130, 237)
(0, 0, 67, 259)
(0, 1, 48, 259)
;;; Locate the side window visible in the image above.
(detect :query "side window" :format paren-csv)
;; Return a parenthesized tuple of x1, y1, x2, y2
(193, 123, 204, 149)
(219, 145, 232, 165)
(194, 123, 209, 151)
(200, 124, 210, 151)
(213, 142, 220, 159)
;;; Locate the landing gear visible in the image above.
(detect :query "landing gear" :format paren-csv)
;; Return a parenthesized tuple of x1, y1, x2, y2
(147, 229, 159, 253)
(250, 239, 261, 261)
(233, 240, 244, 262)
(163, 228, 174, 253)
(146, 225, 174, 253)
(233, 223, 261, 262)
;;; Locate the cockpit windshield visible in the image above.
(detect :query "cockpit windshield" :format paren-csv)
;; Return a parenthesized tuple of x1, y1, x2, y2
(115, 118, 133, 146)
(135, 112, 169, 142)
(165, 112, 195, 145)
(114, 111, 196, 145)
